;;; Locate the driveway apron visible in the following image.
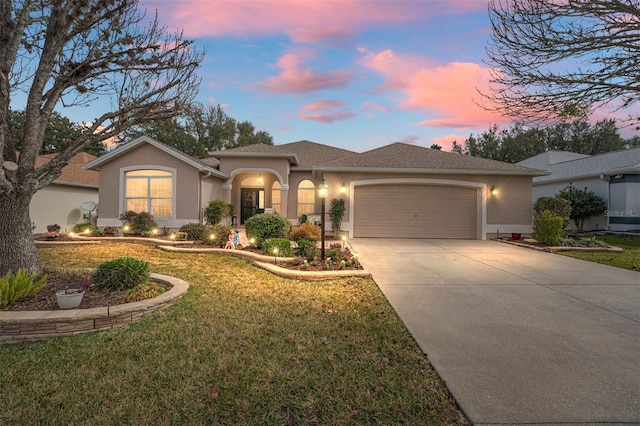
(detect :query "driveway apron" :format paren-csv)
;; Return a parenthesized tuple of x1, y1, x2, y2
(350, 238, 640, 425)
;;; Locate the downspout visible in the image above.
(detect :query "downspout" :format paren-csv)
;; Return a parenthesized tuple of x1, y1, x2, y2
(599, 174, 610, 230)
(200, 171, 212, 224)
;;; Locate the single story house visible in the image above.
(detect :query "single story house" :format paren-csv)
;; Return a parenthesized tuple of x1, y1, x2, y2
(84, 135, 546, 239)
(517, 148, 640, 231)
(31, 152, 99, 233)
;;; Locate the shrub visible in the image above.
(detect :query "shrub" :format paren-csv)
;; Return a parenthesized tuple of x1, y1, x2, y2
(123, 281, 165, 303)
(262, 238, 293, 257)
(0, 269, 48, 308)
(119, 211, 158, 236)
(245, 213, 291, 248)
(329, 198, 346, 236)
(205, 224, 233, 246)
(46, 224, 61, 233)
(204, 199, 232, 225)
(179, 223, 208, 241)
(556, 184, 606, 230)
(298, 214, 308, 225)
(290, 223, 322, 242)
(92, 257, 150, 291)
(294, 238, 318, 260)
(73, 222, 97, 234)
(103, 226, 121, 235)
(533, 196, 571, 228)
(532, 210, 564, 246)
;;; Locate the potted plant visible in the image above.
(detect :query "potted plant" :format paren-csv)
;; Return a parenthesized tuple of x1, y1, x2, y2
(56, 277, 91, 309)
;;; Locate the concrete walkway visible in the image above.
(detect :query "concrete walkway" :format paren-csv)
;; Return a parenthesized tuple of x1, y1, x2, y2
(350, 238, 640, 425)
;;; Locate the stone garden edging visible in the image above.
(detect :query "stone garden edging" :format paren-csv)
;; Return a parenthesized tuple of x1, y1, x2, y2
(0, 273, 188, 344)
(497, 238, 623, 253)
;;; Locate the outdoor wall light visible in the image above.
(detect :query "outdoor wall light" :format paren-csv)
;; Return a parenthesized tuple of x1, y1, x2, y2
(257, 174, 263, 183)
(340, 182, 347, 194)
(490, 185, 497, 195)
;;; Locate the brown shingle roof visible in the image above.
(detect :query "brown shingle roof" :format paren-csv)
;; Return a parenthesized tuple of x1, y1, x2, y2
(35, 152, 99, 186)
(277, 140, 358, 168)
(320, 142, 543, 173)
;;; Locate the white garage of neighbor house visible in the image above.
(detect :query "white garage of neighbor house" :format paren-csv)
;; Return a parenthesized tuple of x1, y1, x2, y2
(517, 148, 640, 231)
(30, 152, 99, 233)
(85, 136, 546, 239)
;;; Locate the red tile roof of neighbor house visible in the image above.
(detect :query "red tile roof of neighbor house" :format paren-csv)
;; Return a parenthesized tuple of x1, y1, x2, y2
(35, 152, 99, 187)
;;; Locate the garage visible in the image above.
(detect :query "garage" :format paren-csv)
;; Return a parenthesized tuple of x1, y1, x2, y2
(353, 184, 478, 238)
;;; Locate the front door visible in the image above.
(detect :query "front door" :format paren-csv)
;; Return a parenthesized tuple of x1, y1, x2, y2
(241, 188, 264, 223)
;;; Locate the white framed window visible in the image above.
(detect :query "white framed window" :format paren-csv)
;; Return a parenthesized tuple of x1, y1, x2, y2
(124, 169, 173, 218)
(272, 181, 281, 214)
(297, 179, 315, 217)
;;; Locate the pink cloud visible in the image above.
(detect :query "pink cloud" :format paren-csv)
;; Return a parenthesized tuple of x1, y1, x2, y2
(140, 0, 483, 44)
(253, 49, 351, 94)
(431, 134, 469, 152)
(359, 48, 509, 129)
(299, 99, 356, 123)
(362, 101, 389, 113)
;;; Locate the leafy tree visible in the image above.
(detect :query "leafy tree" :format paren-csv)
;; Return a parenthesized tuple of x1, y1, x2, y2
(533, 196, 571, 229)
(9, 109, 106, 156)
(451, 119, 635, 162)
(1, 0, 203, 275)
(125, 103, 273, 157)
(555, 185, 606, 231)
(483, 0, 640, 125)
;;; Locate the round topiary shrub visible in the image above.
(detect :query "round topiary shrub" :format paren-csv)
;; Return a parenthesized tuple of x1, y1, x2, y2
(92, 257, 150, 291)
(290, 223, 321, 242)
(119, 211, 158, 236)
(262, 238, 293, 257)
(244, 213, 291, 248)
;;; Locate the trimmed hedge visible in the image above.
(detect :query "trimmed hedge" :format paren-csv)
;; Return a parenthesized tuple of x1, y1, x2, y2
(262, 238, 293, 257)
(244, 213, 291, 248)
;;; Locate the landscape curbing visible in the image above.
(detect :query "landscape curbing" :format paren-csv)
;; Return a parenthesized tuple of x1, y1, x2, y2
(497, 238, 623, 252)
(0, 273, 189, 344)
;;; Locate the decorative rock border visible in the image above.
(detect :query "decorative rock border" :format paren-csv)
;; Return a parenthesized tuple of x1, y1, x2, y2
(0, 273, 188, 344)
(497, 238, 623, 253)
(158, 245, 370, 280)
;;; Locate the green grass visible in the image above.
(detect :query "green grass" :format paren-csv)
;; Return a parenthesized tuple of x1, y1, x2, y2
(559, 235, 640, 271)
(1, 243, 465, 425)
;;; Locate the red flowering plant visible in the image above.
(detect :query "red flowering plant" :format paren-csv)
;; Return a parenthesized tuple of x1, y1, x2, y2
(44, 224, 61, 240)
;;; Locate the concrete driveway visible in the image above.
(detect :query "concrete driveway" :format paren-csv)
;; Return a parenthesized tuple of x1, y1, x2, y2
(350, 238, 640, 425)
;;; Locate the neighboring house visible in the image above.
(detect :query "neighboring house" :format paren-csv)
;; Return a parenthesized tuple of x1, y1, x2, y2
(84, 135, 546, 240)
(31, 152, 99, 233)
(517, 148, 640, 231)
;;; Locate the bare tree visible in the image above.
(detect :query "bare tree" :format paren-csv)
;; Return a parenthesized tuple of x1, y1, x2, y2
(0, 0, 203, 275)
(482, 0, 640, 125)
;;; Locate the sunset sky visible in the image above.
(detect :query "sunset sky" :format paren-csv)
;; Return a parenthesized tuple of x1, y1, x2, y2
(26, 0, 634, 153)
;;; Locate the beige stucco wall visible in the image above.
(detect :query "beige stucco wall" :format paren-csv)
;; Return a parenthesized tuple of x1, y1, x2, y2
(96, 144, 222, 228)
(30, 184, 98, 233)
(322, 172, 534, 238)
(218, 157, 290, 187)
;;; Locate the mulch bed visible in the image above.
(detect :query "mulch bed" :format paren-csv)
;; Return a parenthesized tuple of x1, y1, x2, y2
(3, 269, 171, 312)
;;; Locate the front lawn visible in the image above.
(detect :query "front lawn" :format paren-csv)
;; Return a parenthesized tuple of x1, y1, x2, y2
(558, 235, 640, 271)
(0, 243, 465, 425)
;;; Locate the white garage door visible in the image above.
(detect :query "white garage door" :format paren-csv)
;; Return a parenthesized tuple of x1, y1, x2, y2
(353, 184, 478, 238)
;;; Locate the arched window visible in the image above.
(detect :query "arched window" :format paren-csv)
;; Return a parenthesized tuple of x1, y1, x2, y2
(272, 181, 281, 214)
(297, 179, 315, 217)
(125, 169, 173, 218)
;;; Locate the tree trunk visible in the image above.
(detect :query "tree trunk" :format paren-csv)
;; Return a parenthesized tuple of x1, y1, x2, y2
(0, 189, 41, 276)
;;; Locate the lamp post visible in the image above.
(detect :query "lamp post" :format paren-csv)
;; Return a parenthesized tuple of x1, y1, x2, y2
(318, 179, 329, 260)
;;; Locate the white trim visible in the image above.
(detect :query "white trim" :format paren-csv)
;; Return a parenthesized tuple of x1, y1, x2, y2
(229, 168, 286, 186)
(119, 166, 177, 220)
(347, 178, 487, 240)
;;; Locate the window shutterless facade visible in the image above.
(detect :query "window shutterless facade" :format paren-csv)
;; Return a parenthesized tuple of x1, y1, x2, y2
(125, 170, 173, 218)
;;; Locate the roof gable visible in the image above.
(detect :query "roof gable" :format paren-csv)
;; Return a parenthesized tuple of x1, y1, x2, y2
(276, 140, 358, 168)
(35, 152, 99, 187)
(84, 135, 227, 178)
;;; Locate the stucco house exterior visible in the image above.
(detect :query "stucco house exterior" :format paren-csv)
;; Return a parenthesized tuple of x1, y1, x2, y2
(31, 152, 99, 233)
(84, 135, 546, 239)
(517, 148, 640, 231)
